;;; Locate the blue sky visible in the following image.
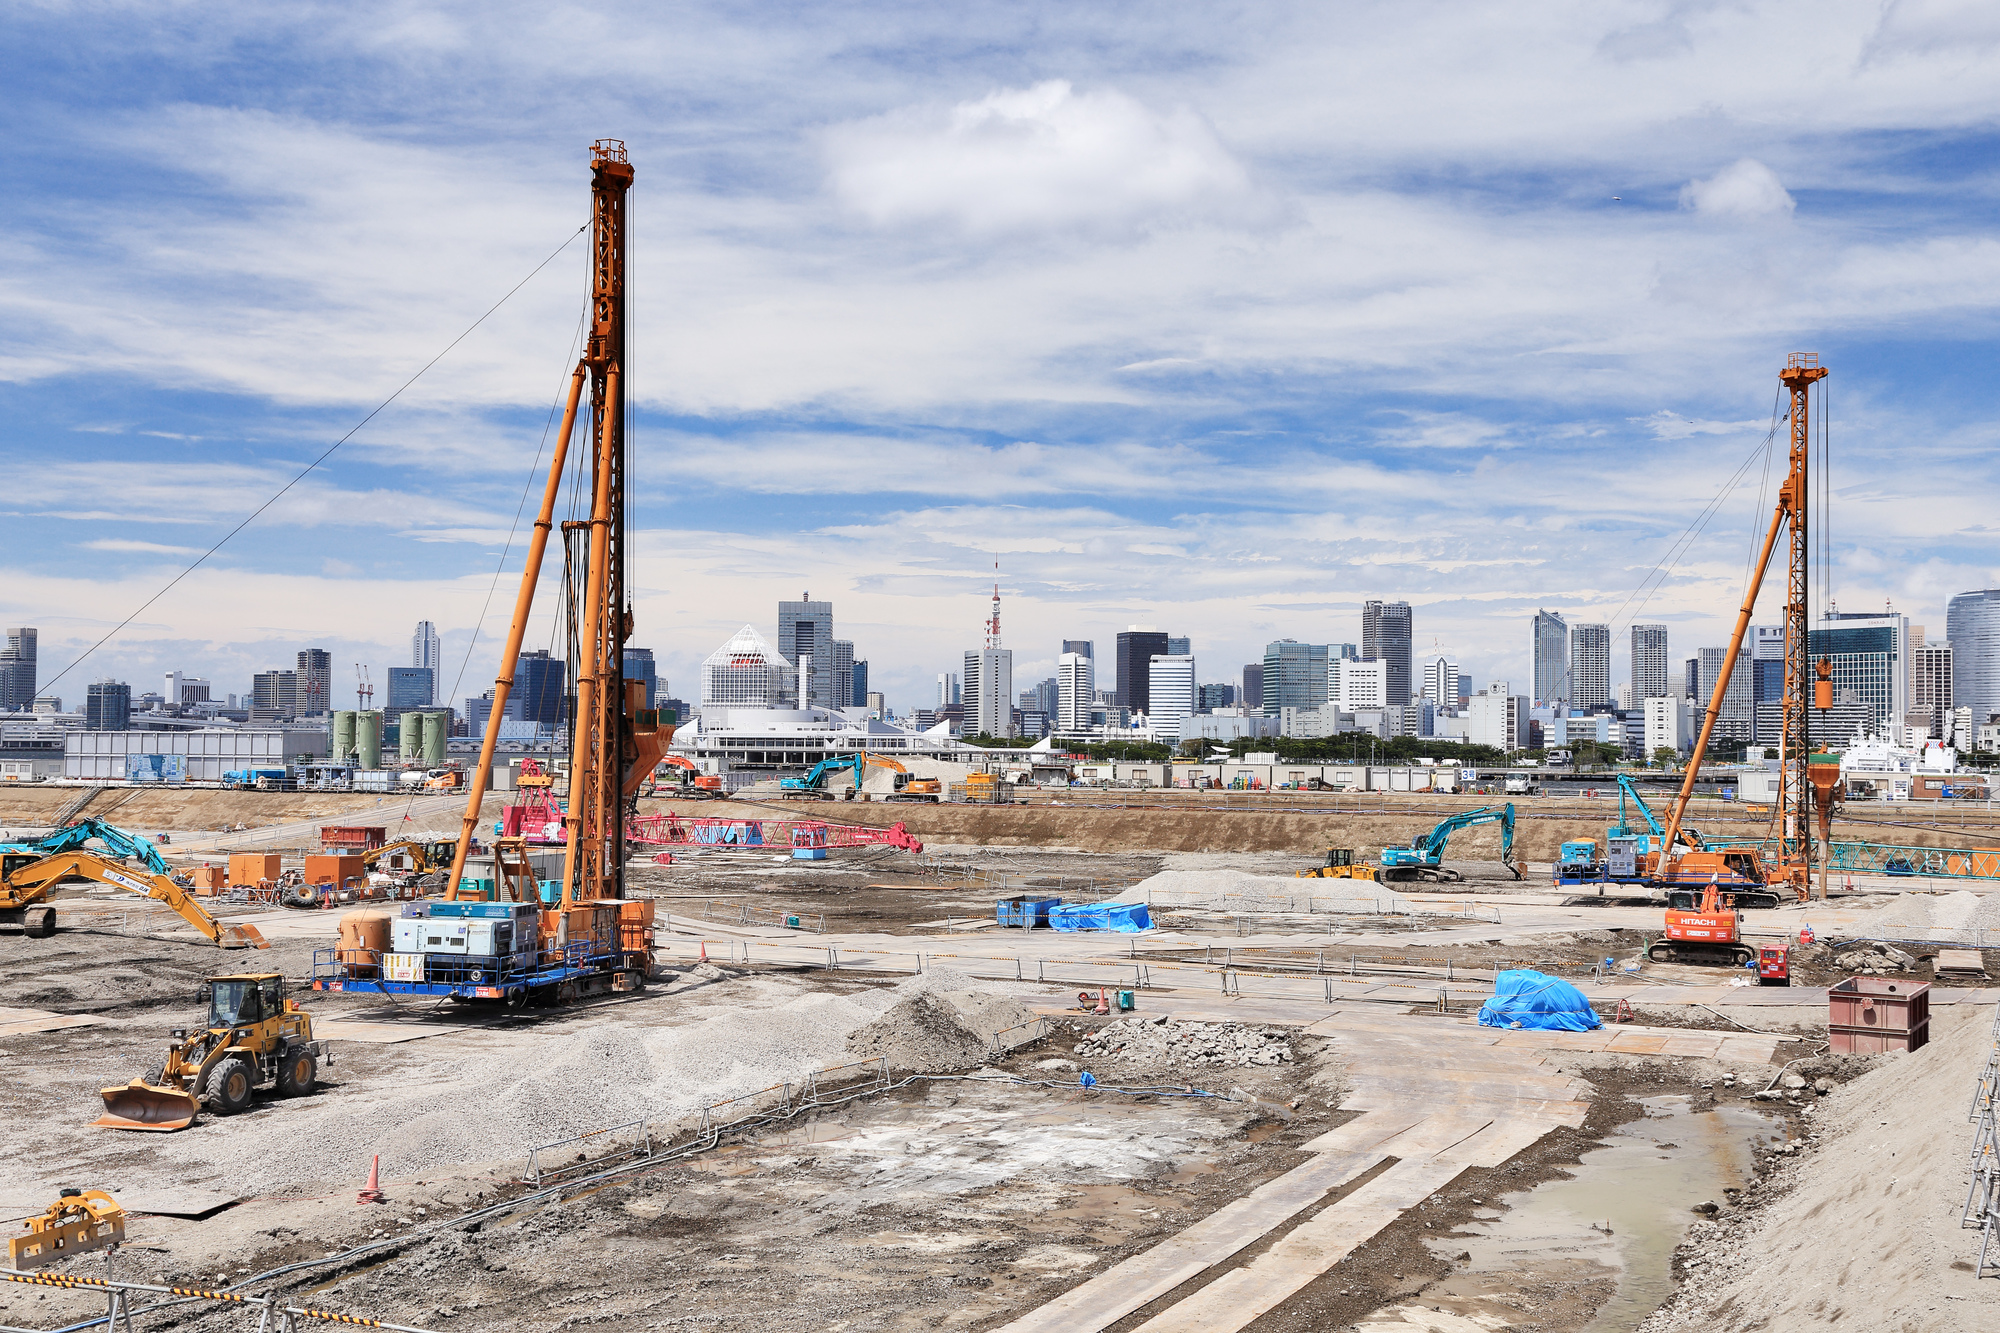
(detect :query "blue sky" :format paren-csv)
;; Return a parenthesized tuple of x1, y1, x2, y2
(4, 1, 1998, 714)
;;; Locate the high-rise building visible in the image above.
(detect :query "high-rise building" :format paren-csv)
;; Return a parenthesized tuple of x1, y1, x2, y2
(702, 625, 795, 709)
(86, 678, 131, 730)
(1809, 609, 1910, 733)
(515, 650, 567, 727)
(1148, 655, 1196, 734)
(0, 627, 38, 711)
(1166, 636, 1191, 657)
(1336, 658, 1388, 710)
(777, 593, 836, 707)
(622, 647, 657, 709)
(1242, 664, 1263, 712)
(963, 648, 1014, 737)
(1362, 600, 1413, 704)
(294, 648, 332, 717)
(1024, 677, 1057, 718)
(1261, 640, 1329, 716)
(1630, 624, 1669, 702)
(850, 661, 868, 707)
(164, 671, 211, 705)
(937, 672, 960, 707)
(413, 621, 442, 671)
(386, 667, 435, 711)
(1530, 610, 1568, 707)
(1948, 591, 2000, 725)
(1464, 681, 1528, 751)
(1571, 623, 1610, 710)
(1751, 625, 1785, 660)
(831, 640, 855, 712)
(1915, 642, 1953, 734)
(252, 669, 298, 718)
(1695, 645, 1754, 741)
(1196, 683, 1235, 711)
(1062, 639, 1093, 659)
(1057, 652, 1094, 731)
(1115, 628, 1169, 713)
(1421, 657, 1459, 712)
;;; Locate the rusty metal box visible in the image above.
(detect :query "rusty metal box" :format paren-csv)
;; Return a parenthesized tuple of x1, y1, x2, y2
(1828, 976, 1929, 1053)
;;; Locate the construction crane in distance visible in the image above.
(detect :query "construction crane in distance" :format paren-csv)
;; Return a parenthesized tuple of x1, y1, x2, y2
(355, 664, 372, 711)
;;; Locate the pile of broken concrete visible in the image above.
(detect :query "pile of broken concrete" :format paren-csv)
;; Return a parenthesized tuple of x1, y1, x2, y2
(1074, 1015, 1294, 1070)
(1830, 940, 1919, 975)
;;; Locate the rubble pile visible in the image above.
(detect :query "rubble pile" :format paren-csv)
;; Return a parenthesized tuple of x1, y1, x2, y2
(1075, 1015, 1294, 1069)
(1831, 940, 1918, 975)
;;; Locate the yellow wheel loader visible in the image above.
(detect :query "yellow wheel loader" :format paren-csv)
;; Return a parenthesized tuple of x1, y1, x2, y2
(94, 973, 328, 1131)
(1295, 848, 1379, 880)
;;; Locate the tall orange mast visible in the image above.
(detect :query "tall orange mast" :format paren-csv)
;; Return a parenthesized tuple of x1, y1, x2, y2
(1654, 354, 1826, 894)
(446, 140, 668, 908)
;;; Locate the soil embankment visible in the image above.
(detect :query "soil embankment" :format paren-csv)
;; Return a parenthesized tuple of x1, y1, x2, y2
(5, 783, 1999, 863)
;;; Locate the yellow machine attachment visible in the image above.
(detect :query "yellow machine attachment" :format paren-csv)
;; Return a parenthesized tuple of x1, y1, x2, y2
(95, 973, 325, 1131)
(9, 1190, 126, 1270)
(1297, 848, 1379, 880)
(2, 850, 266, 948)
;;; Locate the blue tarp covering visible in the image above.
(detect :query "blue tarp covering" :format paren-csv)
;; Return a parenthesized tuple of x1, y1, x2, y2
(1476, 969, 1603, 1031)
(1049, 902, 1153, 932)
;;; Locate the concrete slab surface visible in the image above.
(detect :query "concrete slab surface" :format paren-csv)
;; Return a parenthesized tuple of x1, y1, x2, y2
(0, 1006, 105, 1038)
(312, 1019, 456, 1044)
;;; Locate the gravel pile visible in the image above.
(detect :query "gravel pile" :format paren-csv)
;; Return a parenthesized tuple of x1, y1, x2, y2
(1074, 1015, 1294, 1070)
(133, 971, 1030, 1194)
(1116, 868, 1416, 913)
(1844, 889, 1987, 940)
(844, 968, 1037, 1073)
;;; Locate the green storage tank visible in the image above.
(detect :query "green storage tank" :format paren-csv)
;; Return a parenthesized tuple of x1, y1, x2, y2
(423, 711, 447, 766)
(400, 710, 424, 763)
(356, 710, 383, 770)
(332, 711, 356, 763)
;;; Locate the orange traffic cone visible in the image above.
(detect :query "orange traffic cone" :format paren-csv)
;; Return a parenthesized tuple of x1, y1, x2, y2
(698, 941, 708, 963)
(358, 1154, 385, 1204)
(1094, 988, 1110, 1016)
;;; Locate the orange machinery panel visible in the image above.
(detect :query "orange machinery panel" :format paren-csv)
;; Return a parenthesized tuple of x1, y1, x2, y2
(302, 854, 364, 886)
(1664, 910, 1738, 944)
(228, 853, 283, 886)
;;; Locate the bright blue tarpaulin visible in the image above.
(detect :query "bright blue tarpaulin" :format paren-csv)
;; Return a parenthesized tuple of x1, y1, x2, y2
(1049, 902, 1153, 932)
(1476, 969, 1602, 1031)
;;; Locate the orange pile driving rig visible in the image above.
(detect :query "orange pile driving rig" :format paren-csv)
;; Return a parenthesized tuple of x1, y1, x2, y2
(1645, 353, 1836, 909)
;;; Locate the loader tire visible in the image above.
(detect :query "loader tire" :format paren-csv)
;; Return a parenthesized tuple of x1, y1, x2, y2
(142, 1063, 166, 1086)
(209, 1059, 255, 1115)
(277, 1047, 317, 1097)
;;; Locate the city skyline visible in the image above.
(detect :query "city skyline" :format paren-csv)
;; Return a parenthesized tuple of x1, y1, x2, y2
(2, 8, 1996, 716)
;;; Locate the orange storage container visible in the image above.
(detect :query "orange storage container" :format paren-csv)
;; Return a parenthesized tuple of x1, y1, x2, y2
(336, 908, 394, 977)
(303, 854, 364, 886)
(228, 853, 283, 886)
(191, 864, 226, 894)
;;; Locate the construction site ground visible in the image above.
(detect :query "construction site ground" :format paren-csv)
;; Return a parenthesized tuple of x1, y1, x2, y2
(4, 794, 2000, 1331)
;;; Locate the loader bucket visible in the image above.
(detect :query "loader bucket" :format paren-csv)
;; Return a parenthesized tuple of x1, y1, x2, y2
(92, 1081, 200, 1132)
(220, 923, 269, 949)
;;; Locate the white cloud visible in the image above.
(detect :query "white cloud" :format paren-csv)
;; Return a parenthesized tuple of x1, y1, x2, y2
(824, 80, 1255, 234)
(1680, 158, 1796, 220)
(79, 539, 207, 555)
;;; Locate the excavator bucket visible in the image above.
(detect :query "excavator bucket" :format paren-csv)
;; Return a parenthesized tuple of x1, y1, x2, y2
(93, 1080, 200, 1132)
(221, 923, 269, 949)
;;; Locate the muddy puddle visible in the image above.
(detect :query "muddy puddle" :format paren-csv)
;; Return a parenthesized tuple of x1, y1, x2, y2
(1397, 1094, 1787, 1333)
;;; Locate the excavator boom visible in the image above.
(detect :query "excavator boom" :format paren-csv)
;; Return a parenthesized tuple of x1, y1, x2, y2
(3, 851, 267, 948)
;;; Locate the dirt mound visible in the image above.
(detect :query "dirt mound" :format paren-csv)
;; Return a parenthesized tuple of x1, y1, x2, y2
(1117, 867, 1417, 913)
(1639, 1005, 2000, 1330)
(844, 970, 1037, 1073)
